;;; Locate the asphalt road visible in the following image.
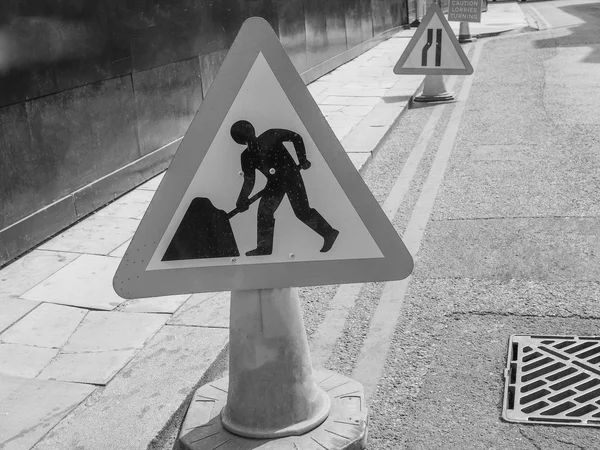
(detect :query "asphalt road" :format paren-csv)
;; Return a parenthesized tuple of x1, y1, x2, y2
(156, 2, 600, 449)
(362, 1, 600, 448)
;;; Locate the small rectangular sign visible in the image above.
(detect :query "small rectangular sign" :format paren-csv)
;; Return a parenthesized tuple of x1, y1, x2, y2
(448, 0, 482, 23)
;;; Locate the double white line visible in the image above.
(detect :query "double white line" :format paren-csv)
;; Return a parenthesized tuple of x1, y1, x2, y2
(310, 41, 485, 400)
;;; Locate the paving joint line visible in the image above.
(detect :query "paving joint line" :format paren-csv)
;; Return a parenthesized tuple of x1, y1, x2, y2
(165, 324, 229, 330)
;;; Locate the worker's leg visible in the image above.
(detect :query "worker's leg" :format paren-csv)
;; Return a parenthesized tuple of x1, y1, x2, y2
(246, 190, 284, 256)
(286, 174, 339, 253)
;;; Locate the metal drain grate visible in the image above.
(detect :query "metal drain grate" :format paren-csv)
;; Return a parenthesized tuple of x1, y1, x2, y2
(503, 335, 600, 427)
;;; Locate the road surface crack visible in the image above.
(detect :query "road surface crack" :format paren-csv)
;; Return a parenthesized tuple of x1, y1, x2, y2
(556, 438, 587, 450)
(519, 427, 543, 450)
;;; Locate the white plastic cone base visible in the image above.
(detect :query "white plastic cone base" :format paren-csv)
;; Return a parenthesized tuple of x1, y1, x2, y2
(221, 288, 331, 438)
(413, 74, 454, 103)
(178, 369, 368, 450)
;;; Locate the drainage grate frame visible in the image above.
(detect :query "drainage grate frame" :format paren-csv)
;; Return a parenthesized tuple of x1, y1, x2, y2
(503, 334, 600, 427)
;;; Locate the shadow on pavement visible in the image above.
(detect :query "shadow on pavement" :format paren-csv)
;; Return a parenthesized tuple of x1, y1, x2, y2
(532, 1, 600, 64)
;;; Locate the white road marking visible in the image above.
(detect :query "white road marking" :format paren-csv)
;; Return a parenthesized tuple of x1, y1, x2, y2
(310, 75, 459, 368)
(353, 42, 484, 400)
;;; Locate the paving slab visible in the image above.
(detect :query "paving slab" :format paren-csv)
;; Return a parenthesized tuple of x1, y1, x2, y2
(319, 96, 382, 106)
(0, 298, 39, 333)
(108, 238, 131, 257)
(323, 114, 363, 131)
(0, 303, 87, 348)
(322, 87, 389, 97)
(307, 83, 329, 96)
(404, 315, 600, 450)
(116, 294, 191, 313)
(95, 189, 156, 220)
(338, 105, 377, 116)
(20, 254, 127, 310)
(361, 104, 407, 127)
(168, 291, 229, 328)
(350, 153, 371, 172)
(0, 250, 79, 300)
(415, 217, 600, 282)
(331, 125, 354, 141)
(38, 215, 139, 255)
(33, 325, 228, 450)
(318, 104, 343, 114)
(344, 125, 390, 153)
(38, 349, 139, 385)
(61, 310, 168, 353)
(0, 343, 58, 378)
(137, 172, 165, 191)
(0, 375, 95, 450)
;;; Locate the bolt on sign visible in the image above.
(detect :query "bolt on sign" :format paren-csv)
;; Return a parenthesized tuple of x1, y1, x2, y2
(448, 0, 482, 23)
(113, 18, 413, 298)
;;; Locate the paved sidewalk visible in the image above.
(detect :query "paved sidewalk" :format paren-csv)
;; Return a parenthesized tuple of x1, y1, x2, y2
(0, 4, 529, 449)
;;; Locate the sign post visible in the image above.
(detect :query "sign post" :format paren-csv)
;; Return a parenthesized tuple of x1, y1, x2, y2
(113, 17, 414, 449)
(393, 4, 474, 103)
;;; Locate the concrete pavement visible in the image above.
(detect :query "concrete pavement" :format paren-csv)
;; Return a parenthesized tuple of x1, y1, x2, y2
(0, 3, 529, 449)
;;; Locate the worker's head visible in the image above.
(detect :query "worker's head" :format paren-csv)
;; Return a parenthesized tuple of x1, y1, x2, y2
(230, 120, 255, 145)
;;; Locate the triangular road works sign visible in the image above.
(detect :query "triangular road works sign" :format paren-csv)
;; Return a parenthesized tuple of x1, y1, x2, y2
(113, 17, 413, 298)
(394, 4, 474, 75)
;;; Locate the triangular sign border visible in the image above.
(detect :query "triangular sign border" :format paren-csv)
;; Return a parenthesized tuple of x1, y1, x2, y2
(113, 17, 414, 299)
(394, 4, 474, 75)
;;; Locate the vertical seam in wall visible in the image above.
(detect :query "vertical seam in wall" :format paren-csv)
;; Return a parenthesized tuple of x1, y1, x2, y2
(371, 0, 376, 40)
(301, 0, 312, 68)
(301, 0, 308, 66)
(197, 55, 205, 104)
(129, 72, 143, 159)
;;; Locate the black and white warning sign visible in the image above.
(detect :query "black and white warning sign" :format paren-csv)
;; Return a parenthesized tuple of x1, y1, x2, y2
(394, 4, 474, 75)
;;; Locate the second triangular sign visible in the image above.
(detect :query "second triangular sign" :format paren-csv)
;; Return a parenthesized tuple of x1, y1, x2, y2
(394, 4, 474, 75)
(114, 17, 414, 298)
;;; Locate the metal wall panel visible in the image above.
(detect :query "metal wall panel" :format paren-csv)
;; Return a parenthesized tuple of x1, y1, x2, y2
(0, 0, 409, 265)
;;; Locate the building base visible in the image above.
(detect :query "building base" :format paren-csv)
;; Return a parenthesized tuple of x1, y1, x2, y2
(178, 369, 368, 450)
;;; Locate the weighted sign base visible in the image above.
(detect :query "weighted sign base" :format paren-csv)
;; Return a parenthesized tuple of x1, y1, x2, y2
(458, 22, 476, 43)
(178, 370, 368, 449)
(177, 288, 368, 449)
(413, 74, 454, 103)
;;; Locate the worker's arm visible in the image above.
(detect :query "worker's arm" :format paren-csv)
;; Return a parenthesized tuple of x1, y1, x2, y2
(281, 130, 311, 170)
(236, 152, 255, 211)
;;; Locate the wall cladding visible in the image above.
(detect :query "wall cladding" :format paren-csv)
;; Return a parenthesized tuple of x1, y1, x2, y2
(0, 0, 409, 266)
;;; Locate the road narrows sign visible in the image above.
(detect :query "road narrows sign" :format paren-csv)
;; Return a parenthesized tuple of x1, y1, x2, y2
(394, 4, 474, 75)
(113, 17, 413, 298)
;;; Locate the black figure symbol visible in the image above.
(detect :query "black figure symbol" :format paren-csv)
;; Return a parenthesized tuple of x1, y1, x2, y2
(421, 28, 443, 67)
(161, 121, 339, 262)
(231, 120, 339, 257)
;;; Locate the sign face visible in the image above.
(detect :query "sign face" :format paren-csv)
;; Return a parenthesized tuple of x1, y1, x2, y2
(394, 4, 474, 75)
(448, 0, 482, 23)
(113, 17, 413, 298)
